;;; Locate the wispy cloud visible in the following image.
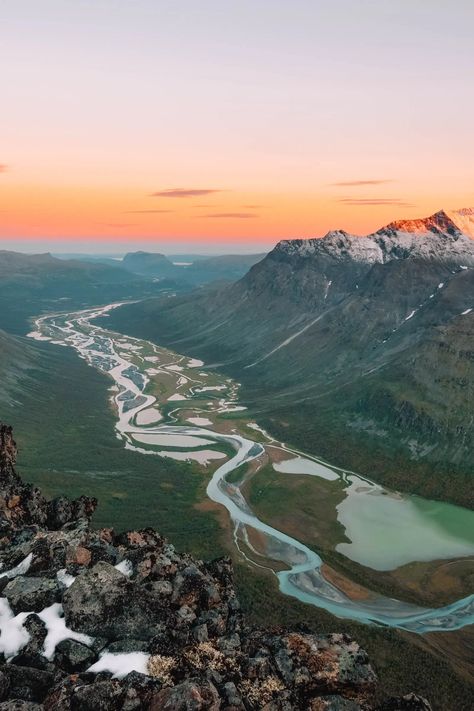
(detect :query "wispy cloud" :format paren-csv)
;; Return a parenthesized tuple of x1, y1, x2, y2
(242, 204, 264, 209)
(151, 188, 223, 198)
(200, 212, 258, 219)
(124, 209, 174, 214)
(104, 222, 137, 228)
(0, 164, 8, 173)
(336, 198, 415, 207)
(331, 179, 393, 187)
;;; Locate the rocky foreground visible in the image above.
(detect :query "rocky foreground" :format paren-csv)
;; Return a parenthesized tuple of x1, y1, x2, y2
(0, 424, 430, 710)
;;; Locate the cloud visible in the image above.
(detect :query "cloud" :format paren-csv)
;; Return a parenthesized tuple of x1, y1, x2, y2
(124, 209, 174, 214)
(151, 188, 222, 198)
(199, 212, 258, 219)
(336, 198, 415, 207)
(241, 204, 264, 209)
(0, 164, 8, 173)
(331, 179, 393, 187)
(103, 222, 137, 228)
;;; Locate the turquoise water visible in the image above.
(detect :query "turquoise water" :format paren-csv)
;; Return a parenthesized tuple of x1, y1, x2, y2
(336, 475, 474, 570)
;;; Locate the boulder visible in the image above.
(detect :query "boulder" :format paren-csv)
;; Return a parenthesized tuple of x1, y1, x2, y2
(278, 633, 377, 697)
(62, 561, 165, 640)
(46, 497, 73, 529)
(21, 614, 47, 657)
(149, 679, 221, 710)
(2, 665, 54, 703)
(3, 577, 59, 614)
(54, 639, 98, 673)
(70, 680, 125, 711)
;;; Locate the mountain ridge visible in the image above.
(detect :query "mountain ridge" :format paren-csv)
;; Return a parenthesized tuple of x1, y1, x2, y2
(275, 208, 474, 264)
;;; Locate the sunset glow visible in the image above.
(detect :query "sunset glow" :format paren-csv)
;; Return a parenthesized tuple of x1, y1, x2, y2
(2, 1, 473, 251)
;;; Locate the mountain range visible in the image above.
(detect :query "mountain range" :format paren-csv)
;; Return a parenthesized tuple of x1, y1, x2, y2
(56, 250, 267, 288)
(107, 209, 474, 508)
(0, 250, 184, 335)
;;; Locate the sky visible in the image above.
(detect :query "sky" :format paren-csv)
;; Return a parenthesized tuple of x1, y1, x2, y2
(1, 0, 474, 253)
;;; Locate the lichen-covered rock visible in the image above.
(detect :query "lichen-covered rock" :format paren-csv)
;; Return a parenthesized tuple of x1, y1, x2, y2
(63, 561, 169, 640)
(1, 665, 54, 703)
(70, 679, 125, 711)
(148, 679, 221, 710)
(54, 639, 98, 673)
(3, 576, 60, 613)
(21, 614, 48, 657)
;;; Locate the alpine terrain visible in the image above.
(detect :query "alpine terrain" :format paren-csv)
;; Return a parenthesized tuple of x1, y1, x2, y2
(107, 209, 474, 508)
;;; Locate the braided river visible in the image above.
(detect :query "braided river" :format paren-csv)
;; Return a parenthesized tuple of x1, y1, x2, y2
(28, 303, 474, 634)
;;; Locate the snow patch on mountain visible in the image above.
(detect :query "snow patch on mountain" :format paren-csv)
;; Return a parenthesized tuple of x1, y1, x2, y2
(274, 209, 474, 266)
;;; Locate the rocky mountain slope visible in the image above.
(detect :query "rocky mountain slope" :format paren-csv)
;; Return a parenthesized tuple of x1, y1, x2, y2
(0, 423, 431, 710)
(106, 209, 474, 507)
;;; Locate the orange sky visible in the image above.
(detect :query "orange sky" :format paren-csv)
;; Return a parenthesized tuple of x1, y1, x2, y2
(2, 2, 473, 251)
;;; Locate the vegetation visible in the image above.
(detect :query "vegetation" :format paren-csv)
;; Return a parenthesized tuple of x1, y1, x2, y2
(234, 565, 474, 711)
(0, 341, 225, 561)
(257, 400, 474, 510)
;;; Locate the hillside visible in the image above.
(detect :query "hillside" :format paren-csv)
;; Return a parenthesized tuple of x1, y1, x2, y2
(120, 250, 266, 285)
(106, 209, 474, 507)
(0, 330, 37, 403)
(0, 250, 180, 334)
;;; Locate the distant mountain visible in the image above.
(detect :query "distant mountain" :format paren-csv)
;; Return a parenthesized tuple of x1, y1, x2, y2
(107, 209, 474, 507)
(52, 250, 267, 287)
(183, 252, 267, 284)
(120, 250, 266, 285)
(0, 250, 180, 334)
(122, 250, 176, 277)
(53, 253, 126, 268)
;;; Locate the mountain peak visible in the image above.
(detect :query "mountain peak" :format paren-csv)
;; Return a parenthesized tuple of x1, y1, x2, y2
(378, 210, 461, 238)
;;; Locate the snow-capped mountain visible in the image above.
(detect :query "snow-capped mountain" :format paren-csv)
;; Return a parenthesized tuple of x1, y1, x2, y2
(106, 207, 474, 508)
(275, 209, 474, 265)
